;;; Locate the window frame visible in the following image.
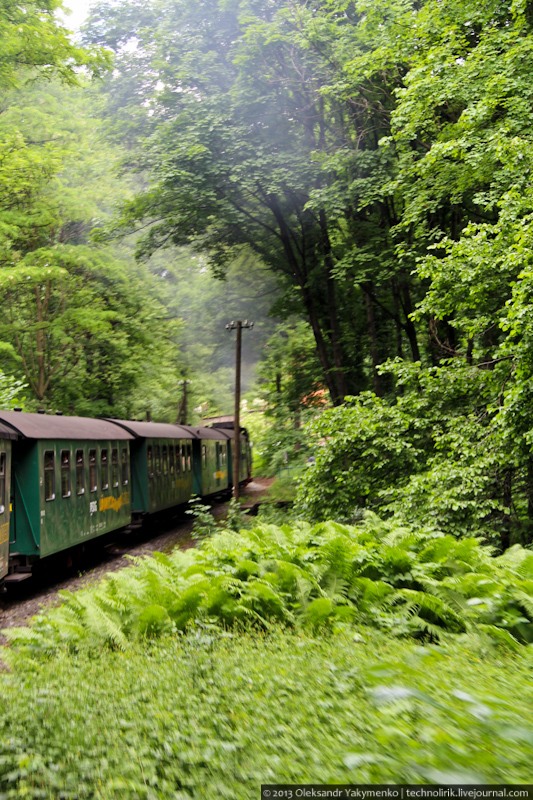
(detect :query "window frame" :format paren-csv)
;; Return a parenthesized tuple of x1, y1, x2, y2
(121, 447, 129, 486)
(101, 448, 109, 492)
(60, 449, 71, 498)
(89, 449, 97, 493)
(44, 450, 55, 502)
(76, 449, 85, 496)
(169, 445, 175, 475)
(111, 447, 119, 488)
(0, 452, 6, 514)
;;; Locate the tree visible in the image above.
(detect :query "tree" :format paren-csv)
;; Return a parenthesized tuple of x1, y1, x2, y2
(295, 0, 533, 548)
(84, 0, 426, 404)
(0, 73, 184, 416)
(0, 0, 108, 87)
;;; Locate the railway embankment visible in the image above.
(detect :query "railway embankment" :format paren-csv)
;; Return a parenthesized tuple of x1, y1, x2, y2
(0, 478, 273, 635)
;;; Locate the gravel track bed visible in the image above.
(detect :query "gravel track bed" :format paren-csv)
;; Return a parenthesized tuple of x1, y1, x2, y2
(0, 479, 272, 634)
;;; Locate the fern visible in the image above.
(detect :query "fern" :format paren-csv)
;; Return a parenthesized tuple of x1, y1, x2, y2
(477, 624, 522, 650)
(8, 513, 533, 654)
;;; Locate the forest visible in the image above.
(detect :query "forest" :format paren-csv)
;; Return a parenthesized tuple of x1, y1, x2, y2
(2, 0, 533, 550)
(3, 0, 533, 794)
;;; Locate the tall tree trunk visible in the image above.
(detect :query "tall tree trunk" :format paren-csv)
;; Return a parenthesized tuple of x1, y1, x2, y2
(364, 284, 382, 396)
(267, 194, 340, 405)
(526, 457, 533, 546)
(392, 279, 403, 359)
(35, 285, 45, 402)
(399, 271, 420, 362)
(501, 470, 512, 551)
(301, 283, 339, 404)
(319, 209, 348, 403)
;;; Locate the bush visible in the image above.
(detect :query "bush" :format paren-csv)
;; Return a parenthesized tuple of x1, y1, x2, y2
(6, 513, 533, 655)
(1, 630, 533, 797)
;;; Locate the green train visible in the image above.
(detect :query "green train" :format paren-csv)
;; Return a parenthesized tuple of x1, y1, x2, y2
(0, 411, 252, 585)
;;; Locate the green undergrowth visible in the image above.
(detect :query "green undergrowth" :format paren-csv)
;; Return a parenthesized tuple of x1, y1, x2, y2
(1, 630, 533, 797)
(6, 514, 533, 655)
(263, 472, 301, 504)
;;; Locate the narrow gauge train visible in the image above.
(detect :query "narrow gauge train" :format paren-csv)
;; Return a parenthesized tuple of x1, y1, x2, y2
(0, 410, 252, 586)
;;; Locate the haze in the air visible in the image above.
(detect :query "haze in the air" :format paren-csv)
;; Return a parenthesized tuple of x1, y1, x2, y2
(59, 0, 94, 30)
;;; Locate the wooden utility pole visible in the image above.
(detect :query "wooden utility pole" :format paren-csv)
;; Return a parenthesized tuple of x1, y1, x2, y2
(226, 319, 253, 500)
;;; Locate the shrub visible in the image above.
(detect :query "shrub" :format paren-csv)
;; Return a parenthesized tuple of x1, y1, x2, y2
(5, 514, 533, 655)
(1, 631, 533, 796)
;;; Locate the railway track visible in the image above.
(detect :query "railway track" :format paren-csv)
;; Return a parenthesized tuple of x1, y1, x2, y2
(0, 479, 271, 636)
(0, 502, 215, 636)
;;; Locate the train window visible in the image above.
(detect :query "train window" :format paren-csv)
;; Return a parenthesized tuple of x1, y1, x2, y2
(169, 445, 175, 475)
(101, 449, 109, 491)
(147, 445, 153, 479)
(122, 448, 129, 486)
(76, 450, 84, 495)
(112, 449, 119, 488)
(89, 449, 97, 492)
(44, 450, 55, 501)
(221, 445, 226, 466)
(61, 450, 71, 498)
(187, 444, 191, 472)
(162, 445, 168, 476)
(0, 452, 5, 514)
(202, 445, 206, 468)
(155, 445, 161, 477)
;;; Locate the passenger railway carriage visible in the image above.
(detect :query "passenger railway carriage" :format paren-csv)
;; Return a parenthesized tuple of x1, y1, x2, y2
(0, 411, 134, 577)
(209, 422, 253, 486)
(0, 410, 252, 584)
(0, 422, 17, 582)
(191, 426, 231, 497)
(104, 420, 198, 516)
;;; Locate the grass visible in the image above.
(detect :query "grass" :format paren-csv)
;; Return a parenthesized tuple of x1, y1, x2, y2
(4, 513, 533, 797)
(1, 628, 533, 798)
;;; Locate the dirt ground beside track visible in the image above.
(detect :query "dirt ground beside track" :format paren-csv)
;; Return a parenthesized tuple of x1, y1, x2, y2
(0, 477, 274, 636)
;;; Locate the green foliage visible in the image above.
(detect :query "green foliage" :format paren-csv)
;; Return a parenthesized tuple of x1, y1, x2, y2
(296, 391, 427, 522)
(81, 0, 533, 550)
(2, 630, 533, 795)
(8, 514, 533, 657)
(0, 74, 187, 418)
(140, 248, 281, 422)
(84, 0, 419, 405)
(186, 495, 251, 542)
(224, 497, 251, 533)
(0, 369, 26, 410)
(185, 496, 220, 541)
(0, 0, 109, 90)
(249, 411, 311, 477)
(264, 474, 301, 504)
(250, 321, 326, 475)
(295, 357, 533, 549)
